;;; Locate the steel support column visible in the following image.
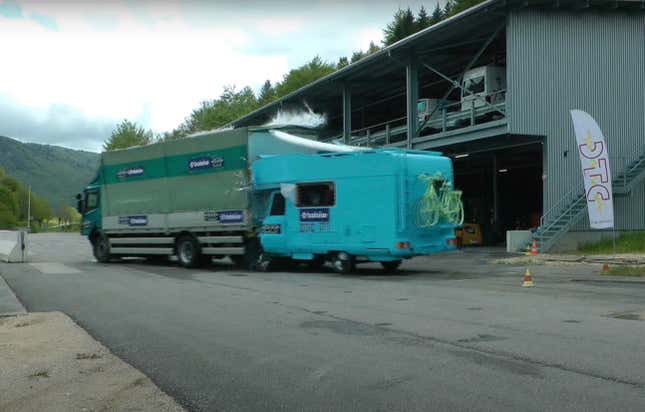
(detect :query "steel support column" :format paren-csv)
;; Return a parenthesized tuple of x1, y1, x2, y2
(342, 83, 351, 144)
(406, 57, 419, 149)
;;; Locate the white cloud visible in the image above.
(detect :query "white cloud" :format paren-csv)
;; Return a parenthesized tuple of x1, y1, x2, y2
(256, 17, 304, 36)
(0, 0, 415, 151)
(357, 27, 383, 51)
(0, 1, 289, 135)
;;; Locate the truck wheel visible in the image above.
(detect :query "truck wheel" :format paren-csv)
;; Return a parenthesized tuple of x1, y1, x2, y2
(332, 252, 354, 274)
(243, 238, 263, 271)
(93, 233, 112, 263)
(230, 255, 246, 268)
(306, 255, 326, 271)
(176, 235, 201, 268)
(255, 253, 273, 272)
(381, 260, 402, 273)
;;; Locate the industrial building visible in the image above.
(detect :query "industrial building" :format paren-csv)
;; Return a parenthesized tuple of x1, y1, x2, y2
(229, 0, 645, 251)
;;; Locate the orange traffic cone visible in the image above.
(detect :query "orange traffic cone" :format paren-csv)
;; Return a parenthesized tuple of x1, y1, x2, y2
(530, 239, 539, 256)
(601, 263, 609, 274)
(522, 268, 534, 287)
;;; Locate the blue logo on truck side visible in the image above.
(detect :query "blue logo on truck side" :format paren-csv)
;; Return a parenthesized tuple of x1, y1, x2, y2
(300, 208, 330, 222)
(117, 166, 144, 179)
(119, 215, 148, 226)
(204, 210, 245, 224)
(188, 156, 224, 171)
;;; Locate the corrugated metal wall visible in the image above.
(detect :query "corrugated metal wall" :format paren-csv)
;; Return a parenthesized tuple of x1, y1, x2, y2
(507, 9, 645, 231)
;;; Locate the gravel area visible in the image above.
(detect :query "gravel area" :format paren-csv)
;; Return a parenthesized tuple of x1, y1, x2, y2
(0, 311, 185, 412)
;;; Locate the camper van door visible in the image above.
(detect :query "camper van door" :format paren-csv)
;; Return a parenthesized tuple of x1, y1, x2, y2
(260, 191, 288, 253)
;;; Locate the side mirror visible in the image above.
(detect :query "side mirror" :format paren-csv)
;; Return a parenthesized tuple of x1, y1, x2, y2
(75, 193, 84, 214)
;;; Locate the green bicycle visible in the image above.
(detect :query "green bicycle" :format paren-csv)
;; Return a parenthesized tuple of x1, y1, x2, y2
(414, 173, 464, 228)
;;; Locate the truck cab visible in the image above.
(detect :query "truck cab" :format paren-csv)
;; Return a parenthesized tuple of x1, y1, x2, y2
(78, 184, 101, 237)
(417, 98, 456, 124)
(460, 65, 506, 111)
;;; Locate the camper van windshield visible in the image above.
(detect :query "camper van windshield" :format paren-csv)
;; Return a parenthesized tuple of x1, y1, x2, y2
(464, 76, 485, 94)
(296, 182, 335, 207)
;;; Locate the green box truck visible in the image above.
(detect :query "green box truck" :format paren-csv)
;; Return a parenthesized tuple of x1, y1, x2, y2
(77, 126, 340, 268)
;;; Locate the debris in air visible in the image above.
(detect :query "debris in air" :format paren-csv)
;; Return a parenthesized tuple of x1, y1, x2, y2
(264, 102, 326, 128)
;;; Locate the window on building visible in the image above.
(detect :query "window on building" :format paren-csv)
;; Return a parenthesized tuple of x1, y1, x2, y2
(296, 182, 335, 207)
(270, 193, 285, 216)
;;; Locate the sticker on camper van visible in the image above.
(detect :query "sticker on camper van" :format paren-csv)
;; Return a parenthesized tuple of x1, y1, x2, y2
(262, 224, 281, 234)
(299, 208, 329, 223)
(118, 215, 148, 226)
(117, 166, 144, 179)
(204, 210, 245, 224)
(188, 156, 224, 171)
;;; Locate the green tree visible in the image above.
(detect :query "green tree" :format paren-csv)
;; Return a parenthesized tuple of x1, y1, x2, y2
(274, 56, 336, 98)
(337, 56, 349, 69)
(258, 80, 276, 106)
(1, 175, 19, 192)
(350, 50, 366, 64)
(416, 5, 431, 30)
(186, 85, 259, 133)
(31, 194, 52, 225)
(444, 0, 455, 17)
(0, 186, 17, 228)
(60, 205, 80, 225)
(447, 0, 485, 16)
(430, 3, 444, 24)
(103, 119, 153, 151)
(367, 41, 380, 55)
(382, 7, 417, 46)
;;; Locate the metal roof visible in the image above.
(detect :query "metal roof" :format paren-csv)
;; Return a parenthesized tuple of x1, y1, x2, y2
(230, 0, 644, 129)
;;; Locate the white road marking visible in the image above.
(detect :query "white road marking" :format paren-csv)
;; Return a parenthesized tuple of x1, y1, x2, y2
(29, 262, 81, 275)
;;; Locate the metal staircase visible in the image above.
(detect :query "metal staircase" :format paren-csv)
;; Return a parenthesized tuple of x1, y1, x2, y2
(534, 152, 645, 252)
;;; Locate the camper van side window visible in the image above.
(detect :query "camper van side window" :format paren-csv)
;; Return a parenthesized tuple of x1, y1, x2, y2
(270, 193, 285, 216)
(296, 183, 335, 207)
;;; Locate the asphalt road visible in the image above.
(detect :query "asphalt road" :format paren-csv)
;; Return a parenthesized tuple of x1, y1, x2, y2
(3, 233, 645, 411)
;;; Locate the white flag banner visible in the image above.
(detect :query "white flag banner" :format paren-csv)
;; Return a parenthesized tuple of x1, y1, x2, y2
(570, 110, 614, 229)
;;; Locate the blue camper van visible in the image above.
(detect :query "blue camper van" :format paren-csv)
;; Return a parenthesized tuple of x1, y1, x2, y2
(251, 148, 463, 273)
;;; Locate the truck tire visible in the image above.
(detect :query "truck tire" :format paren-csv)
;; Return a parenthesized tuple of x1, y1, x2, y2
(176, 235, 201, 268)
(230, 255, 246, 268)
(381, 260, 402, 273)
(93, 233, 112, 263)
(331, 252, 354, 274)
(306, 255, 326, 271)
(242, 238, 263, 271)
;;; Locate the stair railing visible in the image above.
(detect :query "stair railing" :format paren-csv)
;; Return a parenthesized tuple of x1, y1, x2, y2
(538, 184, 585, 231)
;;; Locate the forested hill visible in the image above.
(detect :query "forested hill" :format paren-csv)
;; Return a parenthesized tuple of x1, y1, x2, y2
(0, 136, 99, 209)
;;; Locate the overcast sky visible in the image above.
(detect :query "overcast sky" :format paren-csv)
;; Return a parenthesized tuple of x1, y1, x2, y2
(0, 0, 437, 152)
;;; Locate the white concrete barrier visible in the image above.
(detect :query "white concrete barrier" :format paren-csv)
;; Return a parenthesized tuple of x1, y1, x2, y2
(0, 230, 27, 263)
(506, 230, 533, 253)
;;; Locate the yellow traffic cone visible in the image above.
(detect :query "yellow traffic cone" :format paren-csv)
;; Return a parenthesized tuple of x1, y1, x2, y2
(522, 268, 534, 287)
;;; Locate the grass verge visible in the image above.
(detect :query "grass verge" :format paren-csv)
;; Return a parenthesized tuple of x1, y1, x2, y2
(604, 266, 645, 277)
(578, 232, 645, 254)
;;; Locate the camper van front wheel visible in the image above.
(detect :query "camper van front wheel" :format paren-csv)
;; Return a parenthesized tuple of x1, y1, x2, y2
(332, 252, 354, 274)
